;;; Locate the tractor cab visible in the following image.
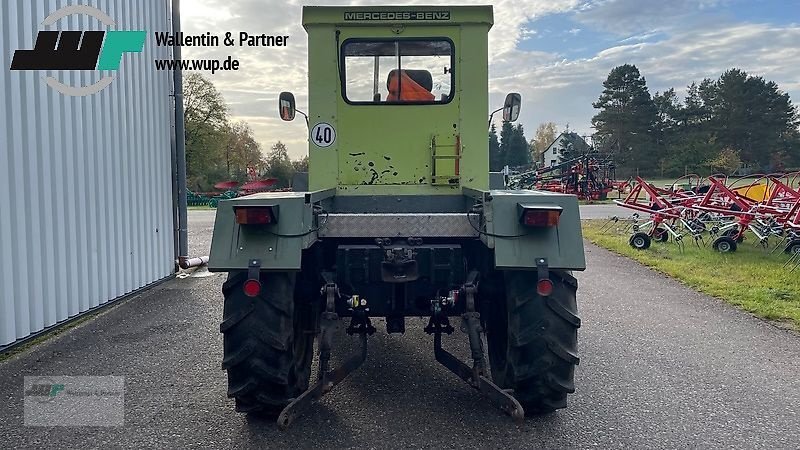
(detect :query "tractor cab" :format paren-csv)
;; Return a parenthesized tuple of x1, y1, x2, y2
(280, 6, 497, 193)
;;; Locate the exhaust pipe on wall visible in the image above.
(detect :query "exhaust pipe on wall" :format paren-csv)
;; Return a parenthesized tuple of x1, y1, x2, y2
(180, 256, 209, 270)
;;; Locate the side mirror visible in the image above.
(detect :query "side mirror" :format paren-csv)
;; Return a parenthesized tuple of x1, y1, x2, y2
(502, 93, 521, 122)
(279, 92, 296, 121)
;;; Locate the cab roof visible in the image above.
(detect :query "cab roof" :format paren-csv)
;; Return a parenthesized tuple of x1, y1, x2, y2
(302, 5, 493, 29)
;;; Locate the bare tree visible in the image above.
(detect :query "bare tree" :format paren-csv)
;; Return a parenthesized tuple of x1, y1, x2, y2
(530, 122, 558, 164)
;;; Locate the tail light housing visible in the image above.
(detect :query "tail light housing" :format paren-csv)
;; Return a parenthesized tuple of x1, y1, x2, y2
(244, 259, 262, 297)
(518, 204, 563, 227)
(536, 258, 553, 297)
(234, 205, 278, 225)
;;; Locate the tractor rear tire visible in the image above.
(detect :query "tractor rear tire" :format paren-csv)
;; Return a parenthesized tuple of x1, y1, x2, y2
(220, 272, 316, 417)
(486, 270, 580, 415)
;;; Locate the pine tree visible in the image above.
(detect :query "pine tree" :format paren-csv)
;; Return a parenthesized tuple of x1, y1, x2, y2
(592, 64, 660, 175)
(663, 83, 716, 175)
(498, 120, 515, 169)
(702, 69, 798, 168)
(506, 123, 530, 167)
(489, 123, 502, 171)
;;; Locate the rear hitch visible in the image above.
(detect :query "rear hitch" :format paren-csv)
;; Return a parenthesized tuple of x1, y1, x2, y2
(426, 271, 525, 423)
(277, 276, 375, 429)
(380, 247, 420, 282)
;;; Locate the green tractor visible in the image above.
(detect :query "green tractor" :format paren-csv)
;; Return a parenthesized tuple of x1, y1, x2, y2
(209, 5, 585, 428)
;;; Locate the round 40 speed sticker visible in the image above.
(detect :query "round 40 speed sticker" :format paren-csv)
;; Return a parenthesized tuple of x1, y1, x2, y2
(311, 122, 336, 148)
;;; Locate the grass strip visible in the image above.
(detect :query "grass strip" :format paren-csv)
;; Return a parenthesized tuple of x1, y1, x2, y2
(582, 219, 800, 330)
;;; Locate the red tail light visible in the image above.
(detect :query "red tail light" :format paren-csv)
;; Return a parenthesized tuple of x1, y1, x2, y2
(536, 279, 554, 296)
(235, 206, 277, 225)
(518, 204, 563, 227)
(243, 279, 262, 297)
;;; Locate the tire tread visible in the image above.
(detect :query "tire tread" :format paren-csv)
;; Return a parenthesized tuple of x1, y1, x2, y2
(221, 271, 315, 418)
(488, 270, 580, 415)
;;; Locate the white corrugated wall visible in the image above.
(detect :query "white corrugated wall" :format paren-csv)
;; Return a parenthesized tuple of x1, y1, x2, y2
(0, 0, 176, 346)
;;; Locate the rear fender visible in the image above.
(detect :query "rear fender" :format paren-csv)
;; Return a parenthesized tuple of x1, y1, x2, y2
(483, 189, 585, 270)
(208, 191, 326, 271)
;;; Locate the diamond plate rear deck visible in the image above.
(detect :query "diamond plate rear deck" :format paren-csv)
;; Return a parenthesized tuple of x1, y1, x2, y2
(318, 213, 479, 238)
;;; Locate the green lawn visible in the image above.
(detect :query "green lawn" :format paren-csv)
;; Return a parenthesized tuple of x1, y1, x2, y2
(582, 220, 800, 330)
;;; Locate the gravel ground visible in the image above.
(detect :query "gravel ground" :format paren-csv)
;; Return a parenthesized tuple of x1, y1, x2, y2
(0, 209, 798, 449)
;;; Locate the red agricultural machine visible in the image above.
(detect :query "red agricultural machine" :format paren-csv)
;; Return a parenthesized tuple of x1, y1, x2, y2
(187, 179, 281, 208)
(604, 173, 800, 269)
(508, 154, 620, 200)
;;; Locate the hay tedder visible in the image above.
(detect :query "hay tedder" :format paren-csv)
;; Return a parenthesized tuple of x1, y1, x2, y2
(603, 173, 800, 267)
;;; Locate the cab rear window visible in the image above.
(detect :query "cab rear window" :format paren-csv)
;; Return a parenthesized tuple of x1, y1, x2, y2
(341, 39, 454, 104)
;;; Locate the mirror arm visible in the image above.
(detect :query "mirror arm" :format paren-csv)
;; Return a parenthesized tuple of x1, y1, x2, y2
(487, 107, 503, 129)
(296, 109, 310, 128)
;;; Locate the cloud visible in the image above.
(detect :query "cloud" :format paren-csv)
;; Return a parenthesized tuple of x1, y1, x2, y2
(179, 0, 584, 156)
(499, 22, 800, 135)
(572, 0, 735, 36)
(178, 0, 799, 158)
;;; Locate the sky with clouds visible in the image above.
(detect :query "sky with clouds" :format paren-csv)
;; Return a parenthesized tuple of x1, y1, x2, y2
(179, 0, 800, 159)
